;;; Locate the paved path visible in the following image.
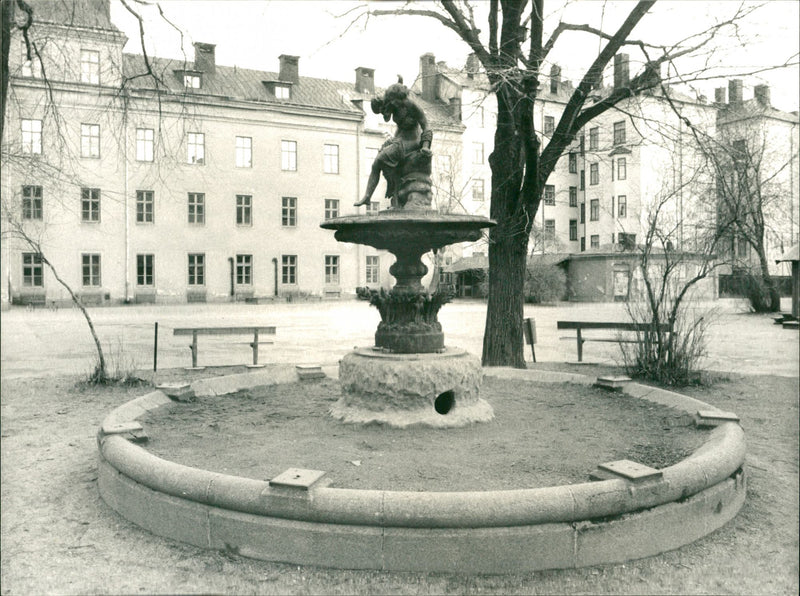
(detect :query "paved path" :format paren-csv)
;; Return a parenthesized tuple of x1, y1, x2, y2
(1, 298, 797, 379)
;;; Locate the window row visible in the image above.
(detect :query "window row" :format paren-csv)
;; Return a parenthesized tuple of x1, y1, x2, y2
(20, 186, 346, 226)
(587, 121, 627, 151)
(19, 119, 341, 173)
(19, 46, 100, 83)
(21, 252, 382, 289)
(587, 158, 627, 186)
(586, 195, 627, 222)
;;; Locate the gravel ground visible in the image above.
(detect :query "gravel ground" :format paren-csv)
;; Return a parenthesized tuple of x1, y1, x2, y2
(1, 362, 797, 595)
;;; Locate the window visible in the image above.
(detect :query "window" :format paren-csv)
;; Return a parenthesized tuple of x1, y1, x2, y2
(81, 188, 100, 222)
(236, 194, 252, 225)
(580, 237, 585, 252)
(473, 142, 484, 165)
(616, 158, 626, 181)
(619, 233, 636, 249)
(274, 84, 290, 99)
(736, 236, 748, 258)
(323, 144, 339, 174)
(569, 152, 577, 173)
(281, 140, 297, 171)
(544, 219, 555, 240)
(590, 199, 599, 221)
(236, 254, 253, 285)
(590, 235, 599, 249)
(366, 201, 380, 215)
(579, 170, 585, 190)
(136, 190, 154, 223)
(187, 133, 204, 164)
(544, 184, 555, 205)
(569, 186, 577, 207)
(579, 133, 586, 155)
(188, 253, 205, 286)
(613, 121, 626, 145)
(589, 127, 599, 150)
(282, 197, 297, 227)
(472, 179, 485, 201)
(476, 106, 484, 127)
(20, 40, 39, 77)
(80, 49, 99, 84)
(569, 219, 578, 241)
(282, 255, 297, 284)
(235, 136, 252, 168)
(590, 163, 599, 185)
(22, 185, 42, 220)
(543, 116, 554, 135)
(618, 195, 627, 218)
(366, 255, 380, 284)
(136, 128, 154, 162)
(22, 253, 43, 287)
(183, 73, 200, 89)
(324, 198, 339, 220)
(580, 202, 585, 223)
(80, 124, 99, 158)
(82, 254, 101, 287)
(611, 159, 615, 182)
(188, 192, 205, 225)
(21, 119, 42, 154)
(325, 255, 339, 285)
(136, 254, 154, 286)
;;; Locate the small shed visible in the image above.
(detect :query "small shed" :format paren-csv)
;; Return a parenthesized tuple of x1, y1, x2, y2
(776, 244, 799, 318)
(445, 254, 488, 298)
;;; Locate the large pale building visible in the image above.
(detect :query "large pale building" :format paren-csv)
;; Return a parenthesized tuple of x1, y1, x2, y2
(1, 0, 464, 307)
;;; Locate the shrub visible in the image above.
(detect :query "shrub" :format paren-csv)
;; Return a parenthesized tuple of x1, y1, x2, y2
(524, 263, 567, 303)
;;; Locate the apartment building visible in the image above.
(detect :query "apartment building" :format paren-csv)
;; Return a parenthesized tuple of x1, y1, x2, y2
(1, 0, 464, 306)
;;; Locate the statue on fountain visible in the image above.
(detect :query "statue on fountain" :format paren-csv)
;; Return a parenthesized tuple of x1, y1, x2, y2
(354, 77, 434, 210)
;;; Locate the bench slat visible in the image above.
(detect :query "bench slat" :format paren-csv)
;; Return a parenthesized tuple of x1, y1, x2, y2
(174, 326, 276, 336)
(556, 321, 671, 331)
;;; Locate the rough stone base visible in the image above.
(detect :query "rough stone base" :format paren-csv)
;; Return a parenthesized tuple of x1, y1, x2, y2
(333, 348, 493, 428)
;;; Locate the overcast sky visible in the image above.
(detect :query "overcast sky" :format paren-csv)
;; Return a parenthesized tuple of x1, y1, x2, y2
(111, 0, 800, 111)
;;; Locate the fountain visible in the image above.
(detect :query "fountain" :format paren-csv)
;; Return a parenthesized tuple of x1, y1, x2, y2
(321, 79, 496, 427)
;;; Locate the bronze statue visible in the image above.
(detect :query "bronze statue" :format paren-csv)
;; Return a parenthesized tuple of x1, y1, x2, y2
(355, 78, 434, 210)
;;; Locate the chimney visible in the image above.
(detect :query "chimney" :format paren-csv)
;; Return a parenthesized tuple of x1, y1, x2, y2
(728, 79, 743, 106)
(714, 87, 727, 105)
(613, 53, 630, 89)
(754, 84, 770, 107)
(355, 67, 375, 94)
(550, 64, 561, 94)
(279, 54, 299, 84)
(193, 42, 216, 74)
(465, 53, 480, 78)
(419, 53, 438, 101)
(449, 97, 462, 121)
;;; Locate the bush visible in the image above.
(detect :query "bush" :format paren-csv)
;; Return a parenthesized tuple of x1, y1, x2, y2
(524, 263, 567, 303)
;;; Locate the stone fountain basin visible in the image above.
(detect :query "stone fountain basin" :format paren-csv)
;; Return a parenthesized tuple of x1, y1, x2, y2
(320, 211, 496, 251)
(97, 366, 745, 573)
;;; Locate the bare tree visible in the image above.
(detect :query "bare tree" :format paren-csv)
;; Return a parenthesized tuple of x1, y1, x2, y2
(364, 0, 780, 367)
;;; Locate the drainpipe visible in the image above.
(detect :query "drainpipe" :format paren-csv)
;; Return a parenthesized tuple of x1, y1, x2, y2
(123, 92, 131, 301)
(272, 257, 278, 296)
(228, 257, 234, 299)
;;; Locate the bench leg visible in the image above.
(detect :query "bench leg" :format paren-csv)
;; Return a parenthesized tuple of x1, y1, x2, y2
(252, 329, 259, 366)
(576, 328, 583, 362)
(190, 331, 198, 368)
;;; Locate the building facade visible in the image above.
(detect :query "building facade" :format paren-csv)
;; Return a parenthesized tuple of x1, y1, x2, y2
(1, 0, 464, 306)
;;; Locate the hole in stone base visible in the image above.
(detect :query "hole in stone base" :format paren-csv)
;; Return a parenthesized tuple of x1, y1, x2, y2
(435, 390, 455, 415)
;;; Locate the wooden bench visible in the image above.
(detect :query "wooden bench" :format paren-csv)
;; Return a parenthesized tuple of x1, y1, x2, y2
(173, 326, 276, 369)
(556, 321, 672, 362)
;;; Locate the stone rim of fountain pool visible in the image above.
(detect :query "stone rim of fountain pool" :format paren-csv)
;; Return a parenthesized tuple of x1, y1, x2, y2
(97, 365, 746, 573)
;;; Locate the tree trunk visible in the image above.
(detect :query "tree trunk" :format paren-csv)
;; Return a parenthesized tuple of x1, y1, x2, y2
(482, 220, 527, 367)
(756, 246, 781, 312)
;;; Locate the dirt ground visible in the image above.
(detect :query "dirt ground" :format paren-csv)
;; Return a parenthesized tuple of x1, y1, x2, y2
(141, 377, 704, 491)
(1, 362, 797, 595)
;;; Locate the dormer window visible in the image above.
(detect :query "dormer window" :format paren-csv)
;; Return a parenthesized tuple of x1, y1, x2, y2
(184, 73, 201, 89)
(274, 84, 290, 99)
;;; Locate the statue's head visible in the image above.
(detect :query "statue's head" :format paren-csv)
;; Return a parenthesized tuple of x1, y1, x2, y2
(370, 79, 410, 122)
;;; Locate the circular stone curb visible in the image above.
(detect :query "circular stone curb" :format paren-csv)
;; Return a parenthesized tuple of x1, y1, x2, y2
(97, 365, 746, 573)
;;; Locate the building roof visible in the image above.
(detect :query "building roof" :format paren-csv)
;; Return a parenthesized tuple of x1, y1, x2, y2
(30, 0, 122, 33)
(445, 253, 570, 273)
(776, 244, 799, 263)
(121, 54, 462, 126)
(718, 99, 799, 125)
